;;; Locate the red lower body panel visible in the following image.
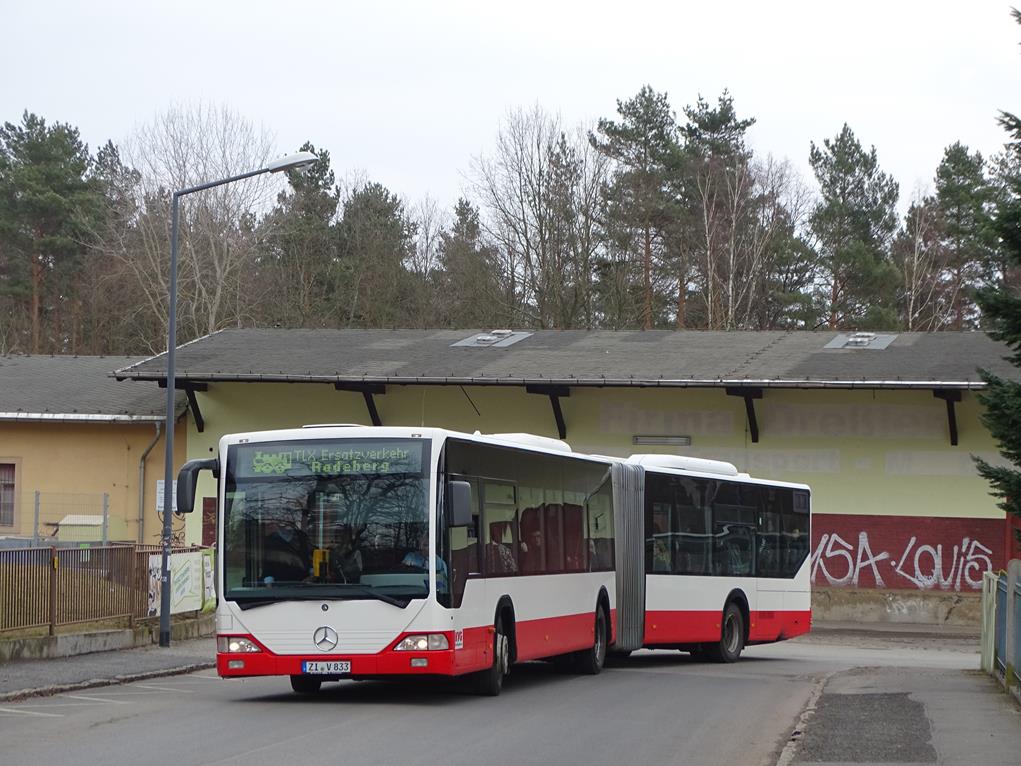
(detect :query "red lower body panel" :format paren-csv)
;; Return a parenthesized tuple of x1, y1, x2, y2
(643, 610, 811, 646)
(218, 608, 613, 679)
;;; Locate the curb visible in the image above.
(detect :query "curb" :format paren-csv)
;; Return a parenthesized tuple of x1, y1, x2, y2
(0, 662, 216, 703)
(774, 671, 833, 766)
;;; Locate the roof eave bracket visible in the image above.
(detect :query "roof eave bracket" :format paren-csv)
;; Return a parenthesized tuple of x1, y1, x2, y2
(526, 385, 570, 440)
(933, 389, 962, 446)
(185, 387, 205, 433)
(158, 380, 206, 432)
(726, 386, 763, 444)
(335, 383, 386, 427)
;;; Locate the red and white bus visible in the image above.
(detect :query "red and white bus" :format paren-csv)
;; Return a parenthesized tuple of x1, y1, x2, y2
(177, 425, 810, 695)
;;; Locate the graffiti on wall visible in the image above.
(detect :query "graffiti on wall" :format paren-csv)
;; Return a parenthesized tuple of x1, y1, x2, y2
(810, 530, 994, 591)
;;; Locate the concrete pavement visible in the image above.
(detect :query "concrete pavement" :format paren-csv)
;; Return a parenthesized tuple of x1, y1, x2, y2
(1, 625, 1019, 766)
(0, 637, 214, 701)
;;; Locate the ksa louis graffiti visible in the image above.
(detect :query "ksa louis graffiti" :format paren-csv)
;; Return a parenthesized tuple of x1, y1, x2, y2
(809, 515, 1003, 591)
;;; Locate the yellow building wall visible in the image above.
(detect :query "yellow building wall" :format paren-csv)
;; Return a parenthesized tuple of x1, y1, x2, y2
(184, 383, 1004, 543)
(0, 418, 188, 544)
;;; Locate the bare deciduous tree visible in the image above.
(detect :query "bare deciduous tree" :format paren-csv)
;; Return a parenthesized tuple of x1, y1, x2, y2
(471, 108, 607, 329)
(99, 104, 277, 349)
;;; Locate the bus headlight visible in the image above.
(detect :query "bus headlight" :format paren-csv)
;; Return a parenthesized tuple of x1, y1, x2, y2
(217, 636, 262, 653)
(395, 634, 449, 651)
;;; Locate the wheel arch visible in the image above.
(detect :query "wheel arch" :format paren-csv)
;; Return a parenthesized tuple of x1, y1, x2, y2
(494, 595, 517, 663)
(724, 588, 750, 642)
(596, 586, 612, 644)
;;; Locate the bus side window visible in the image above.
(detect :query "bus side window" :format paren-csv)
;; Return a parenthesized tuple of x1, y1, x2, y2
(757, 488, 786, 578)
(563, 502, 586, 572)
(783, 491, 810, 577)
(672, 477, 708, 576)
(544, 500, 564, 574)
(585, 478, 614, 571)
(518, 489, 545, 574)
(483, 481, 518, 576)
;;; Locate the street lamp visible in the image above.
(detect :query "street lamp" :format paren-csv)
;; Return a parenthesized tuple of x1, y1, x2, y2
(159, 150, 318, 647)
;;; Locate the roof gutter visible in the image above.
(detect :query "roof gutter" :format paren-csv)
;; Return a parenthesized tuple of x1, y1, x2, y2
(110, 374, 990, 391)
(0, 412, 169, 423)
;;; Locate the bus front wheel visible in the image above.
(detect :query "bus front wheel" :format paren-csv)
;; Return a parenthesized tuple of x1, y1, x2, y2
(290, 675, 322, 694)
(706, 602, 745, 663)
(474, 615, 510, 696)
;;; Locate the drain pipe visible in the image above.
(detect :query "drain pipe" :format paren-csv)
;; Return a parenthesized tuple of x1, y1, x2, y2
(138, 422, 163, 544)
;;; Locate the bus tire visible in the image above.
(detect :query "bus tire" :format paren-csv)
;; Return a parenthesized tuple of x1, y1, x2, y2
(474, 614, 510, 696)
(290, 675, 322, 694)
(606, 649, 632, 666)
(574, 605, 608, 675)
(706, 602, 745, 663)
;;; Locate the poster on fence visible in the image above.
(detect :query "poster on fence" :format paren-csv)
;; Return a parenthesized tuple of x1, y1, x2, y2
(201, 549, 216, 613)
(147, 552, 206, 616)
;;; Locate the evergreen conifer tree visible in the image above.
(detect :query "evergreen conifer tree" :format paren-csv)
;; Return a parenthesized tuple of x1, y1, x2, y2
(975, 14, 1021, 519)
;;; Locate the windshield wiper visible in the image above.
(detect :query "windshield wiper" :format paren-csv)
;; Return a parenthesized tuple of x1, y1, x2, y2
(231, 587, 415, 609)
(337, 586, 410, 608)
(234, 598, 277, 611)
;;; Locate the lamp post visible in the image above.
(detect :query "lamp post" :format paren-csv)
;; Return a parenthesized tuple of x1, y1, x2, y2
(159, 151, 318, 647)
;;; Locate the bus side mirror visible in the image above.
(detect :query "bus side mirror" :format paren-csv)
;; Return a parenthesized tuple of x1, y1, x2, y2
(447, 481, 473, 527)
(177, 458, 219, 514)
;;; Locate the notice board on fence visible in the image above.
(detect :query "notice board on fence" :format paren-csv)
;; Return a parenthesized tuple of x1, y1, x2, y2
(147, 551, 209, 616)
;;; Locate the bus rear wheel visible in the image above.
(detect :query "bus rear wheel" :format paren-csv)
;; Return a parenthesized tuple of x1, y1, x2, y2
(705, 602, 745, 663)
(573, 605, 608, 675)
(290, 675, 322, 694)
(474, 615, 510, 696)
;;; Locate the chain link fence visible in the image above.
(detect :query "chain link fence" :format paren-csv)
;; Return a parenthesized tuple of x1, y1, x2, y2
(0, 490, 187, 548)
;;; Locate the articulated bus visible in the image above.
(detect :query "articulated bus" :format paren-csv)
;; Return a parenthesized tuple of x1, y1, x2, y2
(177, 425, 811, 696)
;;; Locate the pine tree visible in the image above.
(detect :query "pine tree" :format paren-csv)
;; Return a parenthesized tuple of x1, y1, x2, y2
(257, 142, 340, 327)
(0, 112, 100, 353)
(591, 86, 679, 329)
(935, 142, 995, 328)
(335, 182, 417, 327)
(809, 124, 900, 329)
(434, 198, 505, 328)
(975, 10, 1021, 520)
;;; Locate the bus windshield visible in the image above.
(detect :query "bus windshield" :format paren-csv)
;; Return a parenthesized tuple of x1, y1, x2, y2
(223, 438, 431, 606)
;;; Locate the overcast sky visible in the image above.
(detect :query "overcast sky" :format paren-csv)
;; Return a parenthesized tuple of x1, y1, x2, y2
(3, 1, 1020, 213)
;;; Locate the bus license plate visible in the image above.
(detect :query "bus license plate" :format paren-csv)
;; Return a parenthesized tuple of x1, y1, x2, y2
(302, 660, 351, 675)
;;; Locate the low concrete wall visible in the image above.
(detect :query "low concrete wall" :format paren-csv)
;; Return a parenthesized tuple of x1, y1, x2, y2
(812, 586, 982, 627)
(0, 614, 214, 663)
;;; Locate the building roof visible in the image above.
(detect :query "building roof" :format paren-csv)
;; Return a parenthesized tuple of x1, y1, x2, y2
(0, 355, 184, 422)
(111, 328, 1017, 390)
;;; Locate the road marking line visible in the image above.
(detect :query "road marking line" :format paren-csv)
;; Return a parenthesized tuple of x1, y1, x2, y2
(133, 684, 195, 693)
(0, 707, 64, 718)
(65, 694, 127, 704)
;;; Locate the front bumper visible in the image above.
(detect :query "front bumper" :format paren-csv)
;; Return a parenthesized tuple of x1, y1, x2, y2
(217, 629, 492, 678)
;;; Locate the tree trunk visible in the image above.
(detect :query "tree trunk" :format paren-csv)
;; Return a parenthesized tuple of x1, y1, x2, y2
(31, 249, 42, 354)
(676, 247, 687, 330)
(643, 225, 652, 330)
(829, 278, 839, 329)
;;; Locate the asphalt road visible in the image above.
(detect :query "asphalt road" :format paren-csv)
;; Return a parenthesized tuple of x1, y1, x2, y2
(0, 634, 1002, 766)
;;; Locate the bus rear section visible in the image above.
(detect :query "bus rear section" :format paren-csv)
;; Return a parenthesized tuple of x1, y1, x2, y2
(632, 455, 811, 661)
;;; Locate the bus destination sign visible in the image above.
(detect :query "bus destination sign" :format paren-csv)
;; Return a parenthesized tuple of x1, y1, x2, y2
(236, 440, 423, 478)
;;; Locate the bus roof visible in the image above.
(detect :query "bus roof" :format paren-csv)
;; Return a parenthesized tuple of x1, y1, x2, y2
(217, 425, 809, 488)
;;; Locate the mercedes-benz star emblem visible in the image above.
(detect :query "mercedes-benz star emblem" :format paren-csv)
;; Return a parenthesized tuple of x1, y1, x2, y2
(313, 626, 338, 652)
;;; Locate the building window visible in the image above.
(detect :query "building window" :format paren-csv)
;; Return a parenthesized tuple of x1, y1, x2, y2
(0, 463, 14, 527)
